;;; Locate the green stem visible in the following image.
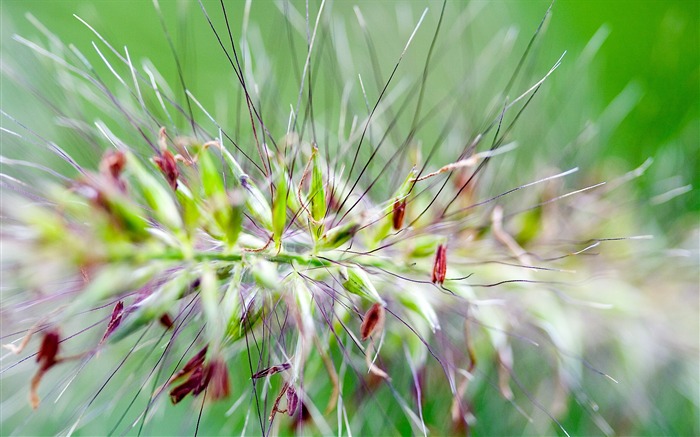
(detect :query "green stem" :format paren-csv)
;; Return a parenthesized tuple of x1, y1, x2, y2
(112, 247, 394, 270)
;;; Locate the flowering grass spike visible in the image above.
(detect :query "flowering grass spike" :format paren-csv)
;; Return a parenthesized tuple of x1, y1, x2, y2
(1, 1, 697, 436)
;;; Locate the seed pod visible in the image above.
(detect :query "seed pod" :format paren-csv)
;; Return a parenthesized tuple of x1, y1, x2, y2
(82, 181, 151, 241)
(174, 183, 200, 234)
(432, 244, 447, 285)
(360, 303, 385, 340)
(241, 175, 274, 232)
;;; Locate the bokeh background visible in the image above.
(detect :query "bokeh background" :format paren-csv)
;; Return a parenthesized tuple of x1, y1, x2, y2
(1, 0, 698, 435)
(2, 0, 697, 226)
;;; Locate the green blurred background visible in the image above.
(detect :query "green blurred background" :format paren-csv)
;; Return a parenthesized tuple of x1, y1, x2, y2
(2, 0, 697, 232)
(1, 0, 698, 435)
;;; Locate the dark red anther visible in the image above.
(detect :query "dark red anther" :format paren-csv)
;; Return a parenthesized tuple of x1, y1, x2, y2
(154, 149, 179, 190)
(360, 303, 385, 341)
(168, 346, 209, 404)
(100, 301, 124, 344)
(432, 244, 447, 285)
(392, 199, 406, 230)
(36, 329, 60, 371)
(206, 359, 230, 401)
(31, 329, 62, 409)
(159, 313, 174, 329)
(181, 346, 208, 376)
(170, 366, 207, 404)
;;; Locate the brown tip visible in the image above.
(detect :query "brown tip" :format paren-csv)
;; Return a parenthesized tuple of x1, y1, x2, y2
(432, 244, 447, 285)
(360, 303, 385, 341)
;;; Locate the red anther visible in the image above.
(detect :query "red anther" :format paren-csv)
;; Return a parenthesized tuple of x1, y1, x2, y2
(31, 329, 62, 409)
(159, 313, 174, 329)
(36, 329, 60, 371)
(168, 346, 210, 404)
(432, 244, 447, 285)
(206, 359, 230, 401)
(360, 303, 385, 341)
(99, 150, 126, 180)
(100, 301, 124, 344)
(392, 199, 406, 230)
(154, 149, 179, 190)
(170, 367, 206, 404)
